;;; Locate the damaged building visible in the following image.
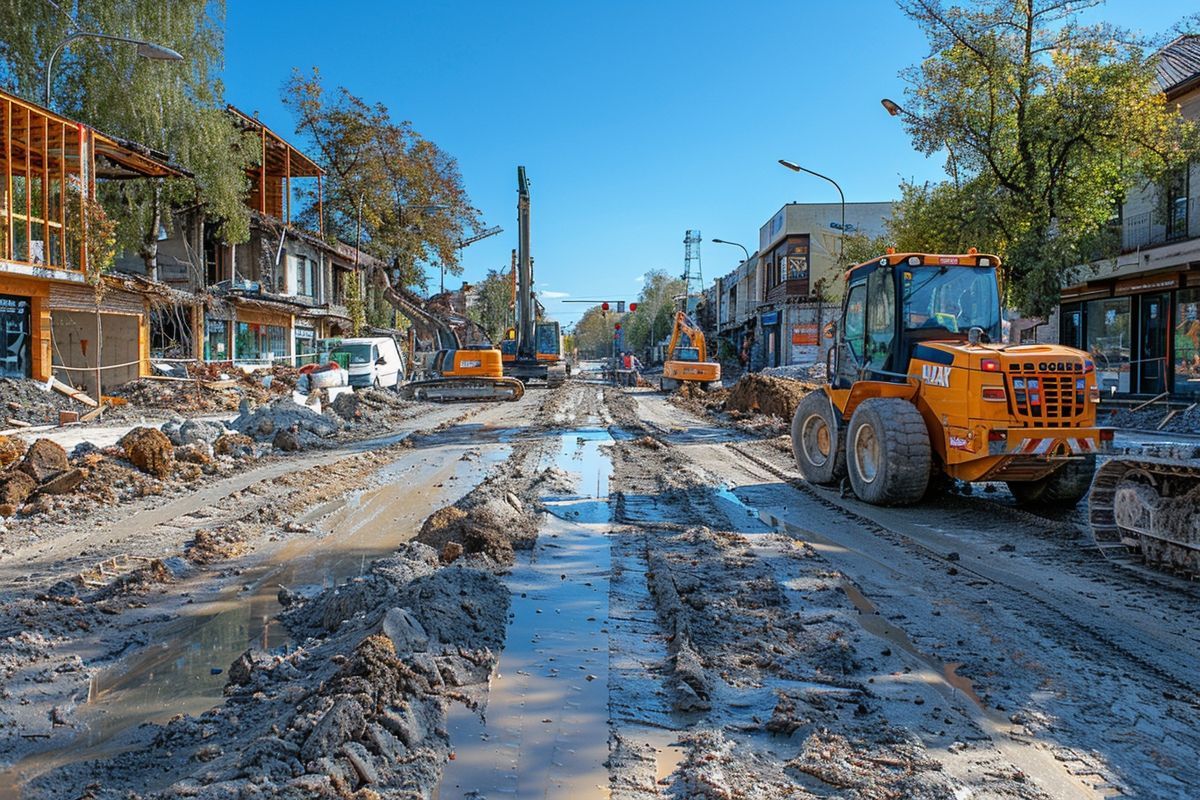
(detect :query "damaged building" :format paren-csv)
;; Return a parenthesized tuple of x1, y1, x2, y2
(0, 87, 183, 398)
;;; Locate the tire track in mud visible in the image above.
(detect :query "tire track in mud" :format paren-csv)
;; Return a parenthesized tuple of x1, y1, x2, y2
(602, 393, 1059, 800)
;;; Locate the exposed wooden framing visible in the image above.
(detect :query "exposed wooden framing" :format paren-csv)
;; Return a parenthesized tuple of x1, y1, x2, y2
(259, 127, 266, 215)
(59, 121, 66, 266)
(23, 105, 31, 262)
(5, 98, 11, 261)
(1130, 391, 1168, 412)
(285, 145, 291, 225)
(78, 124, 86, 271)
(317, 173, 324, 236)
(41, 114, 48, 263)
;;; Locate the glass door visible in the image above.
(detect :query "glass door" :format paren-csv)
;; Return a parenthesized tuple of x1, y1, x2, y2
(1136, 293, 1169, 395)
(0, 294, 31, 379)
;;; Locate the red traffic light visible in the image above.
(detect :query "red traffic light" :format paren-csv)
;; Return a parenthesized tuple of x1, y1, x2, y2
(629, 303, 638, 311)
(601, 302, 610, 311)
(614, 323, 621, 330)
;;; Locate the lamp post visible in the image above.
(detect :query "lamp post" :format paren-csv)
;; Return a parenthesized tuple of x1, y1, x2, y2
(881, 97, 959, 187)
(777, 160, 846, 264)
(710, 238, 749, 262)
(45, 31, 183, 108)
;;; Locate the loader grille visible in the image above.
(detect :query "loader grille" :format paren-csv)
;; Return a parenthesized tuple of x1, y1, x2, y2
(1006, 373, 1086, 424)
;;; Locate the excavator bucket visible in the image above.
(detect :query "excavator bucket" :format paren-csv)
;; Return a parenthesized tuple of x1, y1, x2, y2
(398, 376, 525, 403)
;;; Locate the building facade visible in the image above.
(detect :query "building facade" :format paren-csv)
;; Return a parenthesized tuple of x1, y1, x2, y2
(1055, 35, 1200, 398)
(0, 88, 181, 397)
(711, 201, 893, 370)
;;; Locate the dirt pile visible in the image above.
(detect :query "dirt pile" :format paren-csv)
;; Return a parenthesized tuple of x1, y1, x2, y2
(31, 545, 510, 799)
(0, 435, 26, 468)
(113, 363, 303, 414)
(724, 372, 815, 420)
(0, 438, 92, 515)
(417, 491, 527, 565)
(118, 427, 174, 478)
(230, 398, 342, 448)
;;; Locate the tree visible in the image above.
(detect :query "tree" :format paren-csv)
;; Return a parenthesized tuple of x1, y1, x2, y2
(895, 0, 1198, 315)
(282, 69, 483, 294)
(624, 270, 685, 355)
(0, 0, 258, 278)
(573, 305, 614, 358)
(467, 268, 515, 344)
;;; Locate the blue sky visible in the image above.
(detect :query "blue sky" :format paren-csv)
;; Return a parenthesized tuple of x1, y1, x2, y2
(223, 0, 1193, 327)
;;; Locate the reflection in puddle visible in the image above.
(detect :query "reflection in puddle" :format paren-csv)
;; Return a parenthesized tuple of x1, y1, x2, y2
(6, 438, 508, 790)
(438, 429, 614, 799)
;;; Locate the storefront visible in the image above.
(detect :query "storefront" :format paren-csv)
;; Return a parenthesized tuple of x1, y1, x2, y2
(1059, 270, 1200, 398)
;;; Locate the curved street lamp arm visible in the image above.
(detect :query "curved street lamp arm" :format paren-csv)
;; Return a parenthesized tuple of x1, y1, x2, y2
(45, 30, 183, 107)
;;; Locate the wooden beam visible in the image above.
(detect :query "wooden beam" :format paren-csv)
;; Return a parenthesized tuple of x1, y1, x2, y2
(1130, 392, 1168, 412)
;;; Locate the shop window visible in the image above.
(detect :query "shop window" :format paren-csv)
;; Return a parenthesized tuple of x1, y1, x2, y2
(1175, 289, 1200, 396)
(0, 294, 31, 378)
(1165, 167, 1189, 242)
(295, 325, 316, 366)
(1085, 297, 1130, 394)
(205, 320, 229, 361)
(234, 322, 288, 360)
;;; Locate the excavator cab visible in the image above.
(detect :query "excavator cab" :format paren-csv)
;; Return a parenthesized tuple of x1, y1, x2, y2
(661, 310, 721, 391)
(794, 251, 1110, 508)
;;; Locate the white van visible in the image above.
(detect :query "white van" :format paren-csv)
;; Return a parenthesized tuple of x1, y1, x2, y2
(328, 337, 405, 389)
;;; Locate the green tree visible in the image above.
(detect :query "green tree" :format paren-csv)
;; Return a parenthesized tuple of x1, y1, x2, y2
(573, 305, 615, 358)
(467, 268, 515, 344)
(895, 0, 1198, 315)
(624, 270, 685, 354)
(282, 69, 483, 294)
(0, 0, 258, 277)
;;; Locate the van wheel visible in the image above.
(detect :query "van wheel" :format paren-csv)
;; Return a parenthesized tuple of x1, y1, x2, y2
(1007, 456, 1095, 507)
(791, 390, 846, 485)
(846, 398, 931, 506)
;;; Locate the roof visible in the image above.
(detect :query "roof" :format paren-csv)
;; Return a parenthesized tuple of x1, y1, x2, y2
(0, 86, 186, 180)
(227, 105, 322, 178)
(1155, 35, 1200, 97)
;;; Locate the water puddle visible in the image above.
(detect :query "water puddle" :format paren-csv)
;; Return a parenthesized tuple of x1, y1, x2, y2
(5, 435, 509, 790)
(437, 428, 615, 800)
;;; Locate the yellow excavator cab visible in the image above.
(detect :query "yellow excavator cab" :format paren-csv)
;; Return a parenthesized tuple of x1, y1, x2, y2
(661, 310, 721, 391)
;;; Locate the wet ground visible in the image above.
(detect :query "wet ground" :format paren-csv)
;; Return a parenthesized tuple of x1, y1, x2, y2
(0, 380, 1195, 798)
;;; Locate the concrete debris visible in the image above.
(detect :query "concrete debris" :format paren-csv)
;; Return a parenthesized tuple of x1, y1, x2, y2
(212, 432, 254, 458)
(0, 471, 37, 507)
(0, 435, 27, 468)
(231, 398, 342, 444)
(118, 427, 175, 478)
(186, 528, 248, 565)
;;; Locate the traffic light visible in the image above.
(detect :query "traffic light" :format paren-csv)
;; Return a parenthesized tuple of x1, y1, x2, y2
(614, 323, 621, 331)
(601, 302, 609, 311)
(629, 303, 638, 312)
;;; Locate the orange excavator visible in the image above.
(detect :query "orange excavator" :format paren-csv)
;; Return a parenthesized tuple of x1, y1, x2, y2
(660, 310, 721, 391)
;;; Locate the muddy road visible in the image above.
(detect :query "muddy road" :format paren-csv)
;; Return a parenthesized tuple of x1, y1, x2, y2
(0, 380, 1194, 798)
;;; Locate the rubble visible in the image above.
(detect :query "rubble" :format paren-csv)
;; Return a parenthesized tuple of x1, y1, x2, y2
(1102, 401, 1200, 435)
(0, 378, 79, 426)
(0, 435, 26, 468)
(416, 488, 532, 566)
(231, 398, 342, 444)
(18, 439, 69, 482)
(118, 427, 175, 478)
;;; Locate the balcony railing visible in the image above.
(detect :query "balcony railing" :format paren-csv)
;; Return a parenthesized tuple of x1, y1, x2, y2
(1122, 196, 1198, 251)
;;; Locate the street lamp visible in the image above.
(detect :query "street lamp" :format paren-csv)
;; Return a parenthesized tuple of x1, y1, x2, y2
(777, 159, 846, 262)
(711, 238, 750, 262)
(46, 31, 184, 108)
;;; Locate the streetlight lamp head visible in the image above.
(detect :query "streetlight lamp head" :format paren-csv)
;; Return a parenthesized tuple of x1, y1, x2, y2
(136, 41, 184, 61)
(777, 159, 801, 172)
(881, 98, 902, 117)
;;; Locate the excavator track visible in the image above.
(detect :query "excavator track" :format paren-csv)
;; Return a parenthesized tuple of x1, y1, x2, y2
(1088, 456, 1200, 579)
(398, 377, 525, 403)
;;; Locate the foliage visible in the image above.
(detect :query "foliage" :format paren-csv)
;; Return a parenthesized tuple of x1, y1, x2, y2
(572, 305, 616, 358)
(344, 271, 366, 336)
(467, 268, 515, 344)
(66, 184, 117, 294)
(0, 0, 258, 275)
(623, 270, 686, 354)
(282, 69, 483, 292)
(895, 0, 1198, 315)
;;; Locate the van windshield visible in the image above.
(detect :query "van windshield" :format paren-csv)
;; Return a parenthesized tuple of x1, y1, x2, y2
(902, 266, 1001, 340)
(330, 343, 373, 365)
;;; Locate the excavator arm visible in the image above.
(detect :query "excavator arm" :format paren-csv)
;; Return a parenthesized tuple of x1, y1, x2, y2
(667, 311, 708, 361)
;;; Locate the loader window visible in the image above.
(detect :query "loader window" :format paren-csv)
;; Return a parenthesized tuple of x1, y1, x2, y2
(865, 268, 895, 372)
(843, 283, 866, 360)
(903, 266, 1001, 341)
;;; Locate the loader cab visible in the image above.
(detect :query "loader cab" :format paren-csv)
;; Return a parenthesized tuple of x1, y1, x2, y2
(832, 253, 1002, 388)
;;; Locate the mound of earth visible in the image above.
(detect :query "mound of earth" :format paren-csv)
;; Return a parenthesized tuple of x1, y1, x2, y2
(724, 373, 815, 420)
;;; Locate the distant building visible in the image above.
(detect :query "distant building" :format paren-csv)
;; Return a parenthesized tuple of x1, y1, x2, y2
(712, 201, 893, 370)
(1054, 35, 1200, 398)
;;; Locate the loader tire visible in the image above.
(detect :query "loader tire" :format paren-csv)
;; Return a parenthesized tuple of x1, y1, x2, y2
(846, 398, 931, 506)
(1007, 456, 1095, 508)
(791, 390, 846, 485)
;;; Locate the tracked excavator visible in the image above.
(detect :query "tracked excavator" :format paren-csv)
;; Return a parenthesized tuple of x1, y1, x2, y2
(504, 166, 567, 387)
(1088, 454, 1200, 577)
(384, 284, 524, 403)
(661, 310, 721, 391)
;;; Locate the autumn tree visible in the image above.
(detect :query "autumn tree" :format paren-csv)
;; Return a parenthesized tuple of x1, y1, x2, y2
(894, 0, 1197, 315)
(0, 0, 257, 278)
(573, 305, 617, 358)
(282, 69, 483, 297)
